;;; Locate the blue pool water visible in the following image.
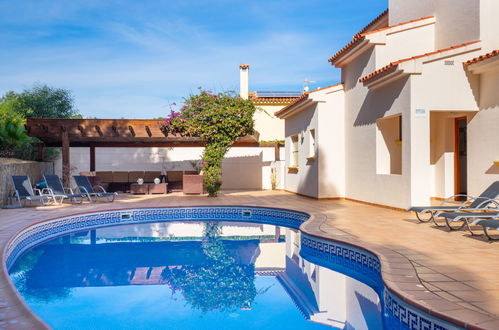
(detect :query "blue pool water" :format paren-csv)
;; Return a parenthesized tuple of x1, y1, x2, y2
(9, 220, 386, 329)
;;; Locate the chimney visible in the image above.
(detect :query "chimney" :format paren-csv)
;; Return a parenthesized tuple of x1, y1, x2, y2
(239, 64, 249, 99)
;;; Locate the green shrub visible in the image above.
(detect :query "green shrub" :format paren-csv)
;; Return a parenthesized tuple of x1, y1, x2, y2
(159, 89, 256, 197)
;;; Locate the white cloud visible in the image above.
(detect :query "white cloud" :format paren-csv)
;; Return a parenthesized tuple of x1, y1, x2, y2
(0, 2, 342, 118)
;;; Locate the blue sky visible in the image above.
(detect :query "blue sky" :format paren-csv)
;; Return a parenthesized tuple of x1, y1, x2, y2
(0, 0, 386, 118)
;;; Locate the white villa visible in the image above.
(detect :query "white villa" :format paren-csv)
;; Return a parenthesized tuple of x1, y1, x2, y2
(276, 0, 499, 209)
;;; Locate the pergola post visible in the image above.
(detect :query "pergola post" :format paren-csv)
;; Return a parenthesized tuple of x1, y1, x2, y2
(90, 145, 96, 172)
(274, 142, 280, 161)
(32, 142, 45, 161)
(62, 127, 71, 187)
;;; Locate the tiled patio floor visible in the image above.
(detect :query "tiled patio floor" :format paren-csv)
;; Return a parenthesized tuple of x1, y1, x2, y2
(1, 190, 498, 329)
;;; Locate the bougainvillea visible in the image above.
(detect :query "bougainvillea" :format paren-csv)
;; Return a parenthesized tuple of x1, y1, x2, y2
(159, 89, 256, 196)
(161, 222, 260, 312)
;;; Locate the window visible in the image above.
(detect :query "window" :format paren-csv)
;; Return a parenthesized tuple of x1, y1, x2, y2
(376, 115, 402, 175)
(307, 129, 316, 161)
(290, 134, 299, 169)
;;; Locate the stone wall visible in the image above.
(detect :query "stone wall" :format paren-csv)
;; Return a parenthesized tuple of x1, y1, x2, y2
(0, 158, 54, 206)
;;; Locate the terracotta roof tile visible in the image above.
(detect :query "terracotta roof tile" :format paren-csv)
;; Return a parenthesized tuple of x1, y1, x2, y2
(357, 9, 389, 35)
(250, 96, 300, 104)
(328, 9, 388, 64)
(274, 93, 310, 117)
(328, 14, 436, 65)
(464, 49, 499, 66)
(361, 16, 434, 36)
(359, 41, 481, 84)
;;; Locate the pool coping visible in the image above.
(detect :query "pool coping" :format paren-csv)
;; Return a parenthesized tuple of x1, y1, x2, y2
(1, 205, 497, 329)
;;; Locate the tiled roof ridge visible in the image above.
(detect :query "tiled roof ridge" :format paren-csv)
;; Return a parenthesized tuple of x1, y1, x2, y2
(328, 14, 438, 65)
(359, 40, 481, 83)
(328, 9, 388, 65)
(357, 9, 389, 36)
(274, 93, 310, 117)
(361, 15, 434, 36)
(464, 49, 499, 66)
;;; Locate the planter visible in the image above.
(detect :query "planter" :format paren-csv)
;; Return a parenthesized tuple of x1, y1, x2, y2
(183, 174, 204, 194)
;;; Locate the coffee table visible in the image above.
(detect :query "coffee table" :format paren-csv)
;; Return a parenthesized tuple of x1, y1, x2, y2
(148, 183, 168, 194)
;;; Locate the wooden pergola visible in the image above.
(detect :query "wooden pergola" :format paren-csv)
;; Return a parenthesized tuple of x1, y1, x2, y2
(26, 118, 277, 186)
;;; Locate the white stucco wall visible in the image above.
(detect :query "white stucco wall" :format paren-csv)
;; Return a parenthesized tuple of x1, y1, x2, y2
(281, 86, 345, 199)
(389, 0, 480, 50)
(412, 51, 480, 111)
(409, 49, 481, 204)
(467, 68, 499, 196)
(377, 23, 435, 67)
(284, 104, 320, 198)
(254, 105, 286, 141)
(434, 0, 480, 49)
(388, 0, 435, 26)
(55, 146, 282, 191)
(344, 46, 411, 208)
(480, 0, 499, 52)
(318, 89, 345, 198)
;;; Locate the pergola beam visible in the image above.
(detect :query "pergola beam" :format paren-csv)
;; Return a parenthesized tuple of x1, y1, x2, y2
(25, 118, 281, 176)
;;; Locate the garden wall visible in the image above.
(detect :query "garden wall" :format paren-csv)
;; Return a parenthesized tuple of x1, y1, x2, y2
(0, 158, 54, 206)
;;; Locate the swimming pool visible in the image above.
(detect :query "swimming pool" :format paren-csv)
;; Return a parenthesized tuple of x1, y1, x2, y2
(6, 207, 462, 329)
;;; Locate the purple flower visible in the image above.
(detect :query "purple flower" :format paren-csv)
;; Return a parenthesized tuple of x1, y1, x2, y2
(172, 102, 177, 106)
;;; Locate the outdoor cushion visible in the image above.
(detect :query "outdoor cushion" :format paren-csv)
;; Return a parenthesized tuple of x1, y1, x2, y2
(96, 171, 113, 182)
(144, 171, 161, 183)
(128, 171, 145, 183)
(112, 171, 129, 183)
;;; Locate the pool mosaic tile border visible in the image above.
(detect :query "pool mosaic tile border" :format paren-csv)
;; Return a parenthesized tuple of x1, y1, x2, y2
(300, 233, 462, 330)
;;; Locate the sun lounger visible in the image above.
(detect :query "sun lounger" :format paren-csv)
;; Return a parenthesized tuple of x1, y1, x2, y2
(11, 175, 54, 207)
(43, 174, 89, 204)
(73, 175, 117, 202)
(473, 217, 499, 240)
(437, 207, 499, 234)
(408, 181, 499, 227)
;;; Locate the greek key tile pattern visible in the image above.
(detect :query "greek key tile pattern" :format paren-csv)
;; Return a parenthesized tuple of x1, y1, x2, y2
(301, 233, 462, 330)
(6, 206, 308, 269)
(384, 289, 460, 330)
(301, 233, 382, 290)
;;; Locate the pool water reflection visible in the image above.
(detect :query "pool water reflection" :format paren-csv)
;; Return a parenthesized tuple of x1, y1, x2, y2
(9, 221, 383, 329)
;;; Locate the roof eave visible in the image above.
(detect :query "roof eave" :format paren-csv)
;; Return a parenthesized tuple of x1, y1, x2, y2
(466, 55, 499, 74)
(275, 98, 318, 119)
(331, 39, 373, 68)
(362, 67, 408, 89)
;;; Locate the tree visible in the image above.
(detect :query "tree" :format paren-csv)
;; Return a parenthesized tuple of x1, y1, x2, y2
(1, 84, 78, 119)
(159, 89, 256, 196)
(0, 101, 33, 158)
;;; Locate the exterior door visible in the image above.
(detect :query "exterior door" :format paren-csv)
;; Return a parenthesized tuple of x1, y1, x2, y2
(454, 117, 467, 197)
